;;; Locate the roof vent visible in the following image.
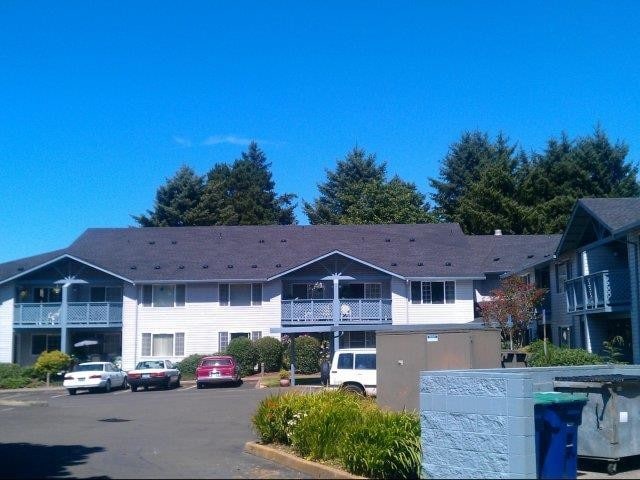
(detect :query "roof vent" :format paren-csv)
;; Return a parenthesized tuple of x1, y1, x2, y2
(154, 265, 161, 270)
(391, 262, 397, 266)
(280, 239, 287, 243)
(409, 238, 415, 242)
(202, 264, 208, 269)
(276, 263, 282, 268)
(527, 254, 535, 259)
(171, 240, 177, 245)
(227, 264, 233, 269)
(251, 264, 257, 268)
(130, 265, 137, 270)
(418, 262, 424, 266)
(385, 238, 391, 243)
(178, 265, 185, 269)
(494, 229, 502, 236)
(259, 239, 265, 243)
(493, 257, 500, 262)
(445, 261, 452, 266)
(148, 241, 155, 245)
(17, 267, 24, 272)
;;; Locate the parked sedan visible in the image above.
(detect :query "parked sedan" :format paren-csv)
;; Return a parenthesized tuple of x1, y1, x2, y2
(63, 362, 128, 395)
(196, 355, 240, 389)
(127, 359, 181, 392)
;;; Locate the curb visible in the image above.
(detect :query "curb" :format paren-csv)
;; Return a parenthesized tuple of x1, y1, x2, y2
(0, 399, 48, 407)
(244, 441, 364, 479)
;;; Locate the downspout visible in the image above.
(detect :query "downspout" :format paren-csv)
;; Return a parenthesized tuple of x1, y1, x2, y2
(133, 284, 139, 368)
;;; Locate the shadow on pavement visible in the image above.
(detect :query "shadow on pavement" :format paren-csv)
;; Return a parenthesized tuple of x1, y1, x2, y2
(0, 442, 108, 479)
(579, 454, 640, 477)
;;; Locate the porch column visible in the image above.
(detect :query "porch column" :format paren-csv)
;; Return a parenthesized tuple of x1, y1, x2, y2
(60, 283, 69, 354)
(333, 277, 340, 353)
(583, 315, 592, 353)
(627, 235, 640, 364)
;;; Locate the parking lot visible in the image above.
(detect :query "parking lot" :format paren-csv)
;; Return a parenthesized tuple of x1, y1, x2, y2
(0, 382, 308, 479)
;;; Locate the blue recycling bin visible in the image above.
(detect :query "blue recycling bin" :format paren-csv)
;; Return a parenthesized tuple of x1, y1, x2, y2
(534, 392, 588, 479)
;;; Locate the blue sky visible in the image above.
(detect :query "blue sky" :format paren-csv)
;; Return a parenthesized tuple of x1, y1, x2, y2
(1, 1, 639, 263)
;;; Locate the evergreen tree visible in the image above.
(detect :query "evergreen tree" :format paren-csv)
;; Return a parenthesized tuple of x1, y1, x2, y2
(304, 147, 433, 224)
(429, 131, 516, 223)
(193, 142, 296, 225)
(133, 165, 204, 227)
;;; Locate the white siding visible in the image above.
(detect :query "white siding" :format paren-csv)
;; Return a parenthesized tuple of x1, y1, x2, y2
(121, 284, 138, 370)
(0, 284, 14, 362)
(403, 279, 474, 325)
(123, 280, 282, 368)
(391, 278, 409, 324)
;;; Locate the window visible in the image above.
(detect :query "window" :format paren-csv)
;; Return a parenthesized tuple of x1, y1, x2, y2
(364, 283, 381, 299)
(33, 287, 62, 303)
(337, 353, 353, 369)
(339, 331, 376, 348)
(142, 285, 185, 307)
(556, 263, 568, 293)
(90, 286, 123, 302)
(355, 353, 376, 370)
(559, 326, 572, 348)
(140, 332, 185, 356)
(287, 282, 325, 300)
(411, 281, 456, 304)
(219, 331, 229, 352)
(251, 331, 262, 341)
(219, 283, 262, 306)
(31, 334, 61, 355)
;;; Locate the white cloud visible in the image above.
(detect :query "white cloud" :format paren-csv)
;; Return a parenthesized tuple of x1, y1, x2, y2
(173, 136, 192, 147)
(201, 135, 254, 146)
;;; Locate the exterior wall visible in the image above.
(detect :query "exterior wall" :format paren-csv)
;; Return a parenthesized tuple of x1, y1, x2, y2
(391, 278, 409, 324)
(583, 242, 627, 274)
(628, 231, 640, 364)
(420, 364, 640, 479)
(121, 284, 138, 371)
(0, 284, 13, 362)
(405, 279, 474, 324)
(128, 280, 282, 368)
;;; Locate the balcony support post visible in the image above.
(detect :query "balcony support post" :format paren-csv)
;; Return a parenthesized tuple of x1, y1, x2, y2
(332, 277, 340, 353)
(60, 283, 69, 354)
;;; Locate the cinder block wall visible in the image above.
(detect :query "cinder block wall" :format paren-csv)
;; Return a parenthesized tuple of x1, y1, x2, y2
(420, 365, 640, 479)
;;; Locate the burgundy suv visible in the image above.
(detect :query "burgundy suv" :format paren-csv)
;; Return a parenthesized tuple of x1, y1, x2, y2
(196, 355, 241, 389)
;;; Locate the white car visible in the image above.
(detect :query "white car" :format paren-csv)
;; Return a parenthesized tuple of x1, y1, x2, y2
(329, 348, 377, 396)
(126, 359, 181, 392)
(63, 362, 128, 395)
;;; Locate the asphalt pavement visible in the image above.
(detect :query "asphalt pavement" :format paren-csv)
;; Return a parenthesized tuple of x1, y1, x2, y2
(0, 381, 308, 479)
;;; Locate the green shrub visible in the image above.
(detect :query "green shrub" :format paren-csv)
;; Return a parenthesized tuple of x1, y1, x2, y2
(0, 376, 31, 389)
(177, 353, 216, 377)
(0, 363, 24, 379)
(255, 337, 284, 372)
(341, 409, 421, 479)
(227, 337, 258, 377)
(526, 340, 603, 367)
(293, 335, 321, 374)
(34, 350, 72, 376)
(0, 363, 33, 389)
(252, 389, 422, 479)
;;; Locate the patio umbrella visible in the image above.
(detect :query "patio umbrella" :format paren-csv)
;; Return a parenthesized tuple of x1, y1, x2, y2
(74, 339, 99, 347)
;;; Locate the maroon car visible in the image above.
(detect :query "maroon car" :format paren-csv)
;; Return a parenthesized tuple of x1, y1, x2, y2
(196, 355, 240, 389)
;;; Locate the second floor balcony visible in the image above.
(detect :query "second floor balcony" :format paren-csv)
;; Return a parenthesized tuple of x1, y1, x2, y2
(565, 270, 630, 314)
(14, 302, 124, 328)
(281, 298, 392, 326)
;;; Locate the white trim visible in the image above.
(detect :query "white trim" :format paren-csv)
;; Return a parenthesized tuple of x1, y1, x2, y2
(267, 250, 405, 281)
(0, 254, 134, 285)
(405, 276, 485, 281)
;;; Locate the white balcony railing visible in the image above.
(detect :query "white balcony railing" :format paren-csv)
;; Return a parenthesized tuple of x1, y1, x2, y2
(14, 302, 123, 327)
(565, 270, 630, 313)
(281, 299, 392, 325)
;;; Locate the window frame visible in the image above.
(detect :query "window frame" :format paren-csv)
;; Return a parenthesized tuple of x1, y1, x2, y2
(31, 333, 61, 355)
(142, 284, 186, 308)
(410, 281, 456, 304)
(219, 283, 263, 307)
(140, 332, 185, 357)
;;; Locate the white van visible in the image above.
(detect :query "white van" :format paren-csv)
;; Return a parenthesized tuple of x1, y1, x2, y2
(329, 348, 376, 396)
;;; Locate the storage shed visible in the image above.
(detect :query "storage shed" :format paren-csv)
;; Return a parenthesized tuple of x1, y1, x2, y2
(376, 323, 501, 411)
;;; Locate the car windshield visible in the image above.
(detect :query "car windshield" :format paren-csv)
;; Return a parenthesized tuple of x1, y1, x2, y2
(74, 364, 104, 372)
(136, 361, 165, 369)
(201, 358, 232, 367)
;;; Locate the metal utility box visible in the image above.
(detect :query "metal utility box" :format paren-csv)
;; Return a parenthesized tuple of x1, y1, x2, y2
(376, 324, 501, 411)
(554, 374, 640, 475)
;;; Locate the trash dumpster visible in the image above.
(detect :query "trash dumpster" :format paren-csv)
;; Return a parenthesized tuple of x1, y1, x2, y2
(534, 391, 588, 479)
(554, 374, 640, 475)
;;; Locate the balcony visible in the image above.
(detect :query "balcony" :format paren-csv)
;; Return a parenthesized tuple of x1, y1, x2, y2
(281, 299, 392, 326)
(565, 270, 630, 314)
(14, 302, 124, 328)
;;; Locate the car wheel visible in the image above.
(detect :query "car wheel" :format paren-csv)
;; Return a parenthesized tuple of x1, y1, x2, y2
(68, 389, 77, 396)
(197, 382, 203, 389)
(121, 377, 128, 390)
(342, 383, 365, 396)
(143, 385, 149, 391)
(131, 385, 138, 392)
(104, 380, 112, 393)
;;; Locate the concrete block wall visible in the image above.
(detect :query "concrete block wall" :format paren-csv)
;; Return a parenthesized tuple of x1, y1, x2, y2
(420, 365, 640, 479)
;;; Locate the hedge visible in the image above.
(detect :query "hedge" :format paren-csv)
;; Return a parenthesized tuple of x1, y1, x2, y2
(526, 340, 603, 367)
(254, 336, 284, 372)
(226, 337, 258, 377)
